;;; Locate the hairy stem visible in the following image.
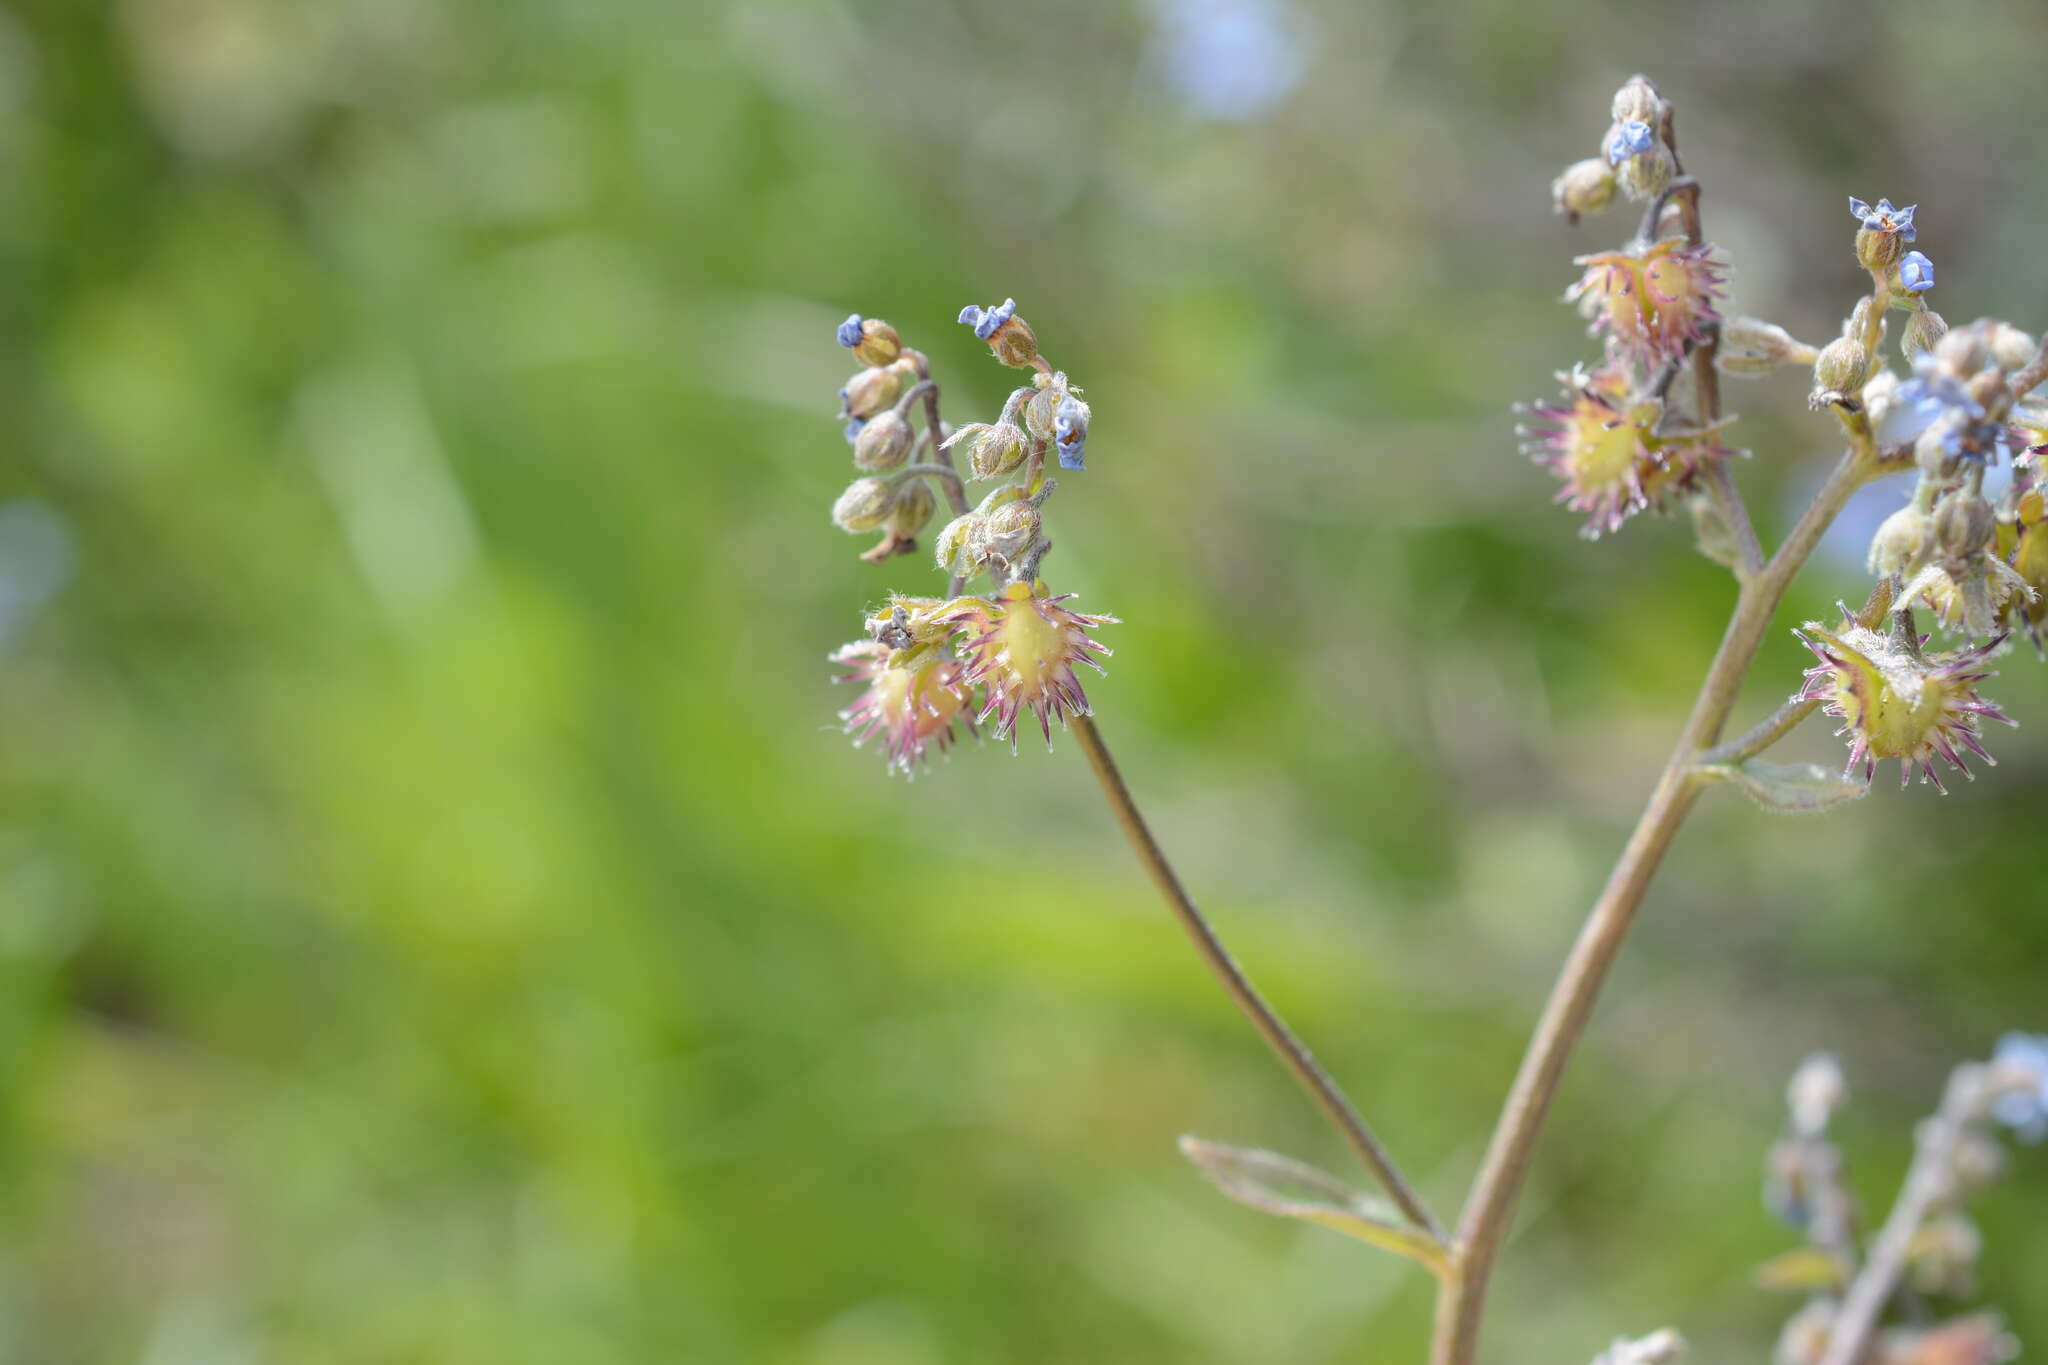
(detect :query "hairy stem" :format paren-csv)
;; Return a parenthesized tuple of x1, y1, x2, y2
(1068, 713, 1447, 1244)
(1431, 443, 1874, 1365)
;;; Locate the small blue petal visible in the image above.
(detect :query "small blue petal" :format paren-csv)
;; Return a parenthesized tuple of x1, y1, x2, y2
(1057, 439, 1086, 471)
(1619, 120, 1655, 154)
(845, 418, 867, 444)
(957, 305, 984, 328)
(837, 314, 864, 348)
(1899, 251, 1934, 293)
(973, 313, 1000, 339)
(1895, 203, 1917, 229)
(1847, 196, 1871, 221)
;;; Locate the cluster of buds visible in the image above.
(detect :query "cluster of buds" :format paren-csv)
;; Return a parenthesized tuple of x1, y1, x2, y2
(1763, 1045, 2045, 1365)
(1537, 78, 2047, 794)
(1805, 309, 2048, 787)
(821, 304, 1115, 774)
(1525, 75, 1736, 538)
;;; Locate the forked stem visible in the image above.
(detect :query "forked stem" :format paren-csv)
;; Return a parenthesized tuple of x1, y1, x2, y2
(1068, 712, 1447, 1245)
(1431, 443, 1875, 1364)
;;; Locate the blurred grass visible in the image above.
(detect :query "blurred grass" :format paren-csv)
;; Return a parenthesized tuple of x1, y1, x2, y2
(1, 0, 2046, 1361)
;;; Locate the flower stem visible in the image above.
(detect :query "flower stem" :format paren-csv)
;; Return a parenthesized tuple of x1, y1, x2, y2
(1816, 1064, 1989, 1365)
(1068, 712, 1447, 1245)
(1431, 442, 1875, 1365)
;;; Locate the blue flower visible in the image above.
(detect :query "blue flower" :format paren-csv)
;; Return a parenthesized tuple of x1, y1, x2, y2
(1899, 251, 1935, 294)
(1848, 196, 1918, 243)
(1606, 119, 1656, 166)
(1992, 1032, 2048, 1143)
(958, 298, 1018, 341)
(1055, 394, 1089, 470)
(837, 314, 865, 348)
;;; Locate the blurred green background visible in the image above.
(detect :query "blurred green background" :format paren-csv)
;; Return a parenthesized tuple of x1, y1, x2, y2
(2, 0, 2046, 1360)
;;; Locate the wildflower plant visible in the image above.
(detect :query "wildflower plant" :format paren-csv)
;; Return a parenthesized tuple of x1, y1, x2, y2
(815, 75, 2047, 1365)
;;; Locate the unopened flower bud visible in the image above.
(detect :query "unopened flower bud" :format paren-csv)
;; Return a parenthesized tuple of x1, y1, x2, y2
(958, 298, 1040, 367)
(1933, 322, 1989, 375)
(1552, 158, 1617, 223)
(1917, 418, 1963, 479)
(1901, 307, 1948, 361)
(1848, 196, 1917, 272)
(832, 476, 895, 534)
(1611, 75, 1661, 127)
(1787, 1053, 1848, 1138)
(840, 362, 912, 420)
(1616, 142, 1674, 201)
(852, 317, 902, 367)
(944, 421, 1028, 479)
(1897, 250, 1934, 295)
(983, 499, 1042, 561)
(886, 477, 936, 538)
(935, 512, 982, 574)
(1869, 502, 1934, 575)
(1024, 382, 1060, 442)
(853, 410, 914, 471)
(1718, 316, 1816, 375)
(1989, 323, 2037, 373)
(1809, 336, 1867, 408)
(1934, 487, 1996, 559)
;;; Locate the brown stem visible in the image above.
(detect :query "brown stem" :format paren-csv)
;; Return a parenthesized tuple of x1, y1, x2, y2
(1068, 713, 1447, 1244)
(1431, 443, 1873, 1365)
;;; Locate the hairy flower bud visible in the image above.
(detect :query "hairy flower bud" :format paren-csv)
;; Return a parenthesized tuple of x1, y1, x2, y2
(944, 420, 1028, 479)
(1552, 158, 1617, 223)
(832, 476, 896, 533)
(852, 317, 901, 367)
(1611, 75, 1661, 126)
(1901, 307, 1948, 361)
(1848, 196, 1917, 272)
(935, 512, 982, 575)
(983, 498, 1042, 562)
(958, 298, 1040, 368)
(1718, 316, 1816, 375)
(1809, 336, 1868, 409)
(1868, 501, 1934, 576)
(840, 360, 914, 420)
(1616, 142, 1674, 200)
(887, 477, 936, 539)
(1933, 486, 1996, 560)
(1989, 323, 2037, 373)
(853, 410, 914, 471)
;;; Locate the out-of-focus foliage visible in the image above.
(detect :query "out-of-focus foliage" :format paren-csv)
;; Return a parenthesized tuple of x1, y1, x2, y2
(0, 1, 2044, 1361)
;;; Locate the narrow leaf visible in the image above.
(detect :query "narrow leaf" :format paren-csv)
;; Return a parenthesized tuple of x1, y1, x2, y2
(1703, 760, 1869, 815)
(1177, 1136, 1446, 1275)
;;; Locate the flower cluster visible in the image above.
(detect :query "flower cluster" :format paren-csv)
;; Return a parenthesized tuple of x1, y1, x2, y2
(1762, 1048, 2039, 1365)
(1537, 75, 2047, 795)
(1527, 75, 1735, 538)
(820, 305, 1115, 774)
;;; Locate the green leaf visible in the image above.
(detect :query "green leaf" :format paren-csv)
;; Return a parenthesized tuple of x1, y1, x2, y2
(1703, 760, 1868, 815)
(1177, 1137, 1447, 1276)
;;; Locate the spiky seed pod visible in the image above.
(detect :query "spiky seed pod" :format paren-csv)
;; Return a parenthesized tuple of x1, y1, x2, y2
(1795, 619, 2015, 792)
(1568, 237, 1724, 365)
(1520, 365, 1734, 537)
(831, 641, 978, 776)
(948, 582, 1116, 750)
